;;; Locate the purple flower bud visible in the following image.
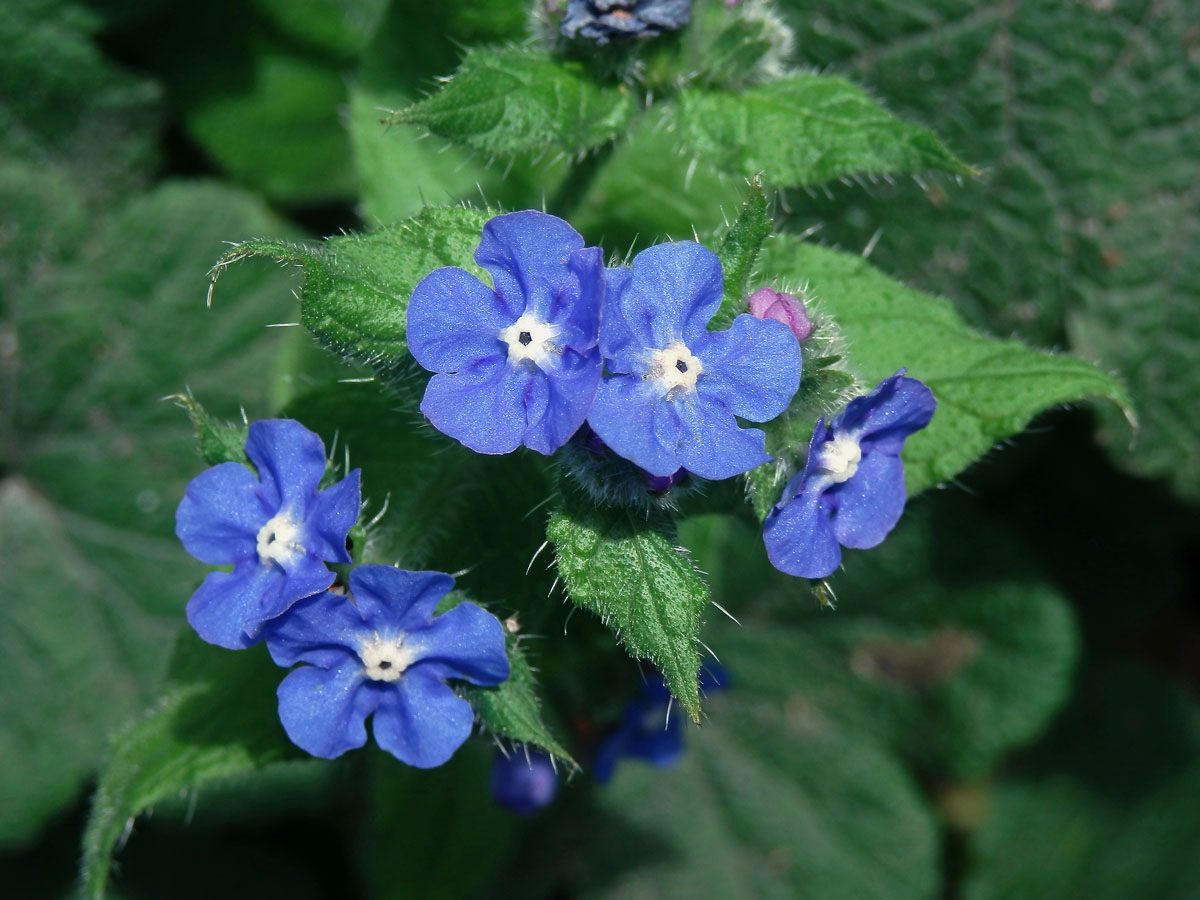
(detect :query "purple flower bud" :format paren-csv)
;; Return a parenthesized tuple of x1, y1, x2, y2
(747, 287, 812, 343)
(491, 751, 559, 814)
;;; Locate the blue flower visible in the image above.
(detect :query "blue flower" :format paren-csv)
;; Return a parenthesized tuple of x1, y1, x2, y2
(588, 242, 801, 480)
(594, 663, 728, 782)
(763, 371, 937, 579)
(175, 419, 360, 650)
(406, 211, 605, 456)
(561, 0, 692, 44)
(491, 750, 559, 814)
(264, 565, 509, 767)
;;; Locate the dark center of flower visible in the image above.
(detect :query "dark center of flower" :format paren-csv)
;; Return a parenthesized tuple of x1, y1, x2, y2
(378, 660, 392, 670)
(518, 331, 533, 346)
(675, 359, 689, 373)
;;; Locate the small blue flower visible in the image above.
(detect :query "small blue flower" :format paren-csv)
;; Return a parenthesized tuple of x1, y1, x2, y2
(763, 371, 937, 579)
(264, 565, 509, 767)
(588, 242, 801, 480)
(561, 0, 692, 44)
(175, 419, 360, 650)
(594, 663, 728, 782)
(407, 211, 605, 456)
(491, 750, 559, 814)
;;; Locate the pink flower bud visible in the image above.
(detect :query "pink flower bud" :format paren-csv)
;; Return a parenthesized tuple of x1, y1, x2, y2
(747, 288, 812, 343)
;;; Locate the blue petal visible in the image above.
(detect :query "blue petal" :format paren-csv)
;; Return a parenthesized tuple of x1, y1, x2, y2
(673, 395, 771, 480)
(276, 661, 375, 759)
(175, 462, 267, 564)
(474, 211, 584, 321)
(597, 265, 637, 371)
(588, 376, 680, 476)
(264, 589, 369, 668)
(697, 314, 801, 422)
(838, 372, 937, 454)
(420, 357, 529, 454)
(524, 349, 602, 455)
(245, 419, 328, 514)
(348, 565, 455, 635)
(763, 489, 842, 579)
(406, 266, 511, 373)
(491, 751, 558, 814)
(618, 242, 723, 349)
(829, 451, 908, 549)
(371, 669, 475, 768)
(548, 246, 604, 350)
(407, 602, 509, 685)
(187, 563, 282, 650)
(303, 468, 360, 563)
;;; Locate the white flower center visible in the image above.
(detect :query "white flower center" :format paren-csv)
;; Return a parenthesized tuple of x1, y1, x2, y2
(357, 632, 419, 683)
(644, 341, 703, 399)
(816, 434, 863, 483)
(256, 514, 304, 566)
(499, 313, 560, 367)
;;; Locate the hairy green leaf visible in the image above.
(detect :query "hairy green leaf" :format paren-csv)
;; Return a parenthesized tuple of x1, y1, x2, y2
(713, 174, 772, 327)
(80, 633, 301, 900)
(211, 205, 491, 380)
(547, 496, 710, 722)
(665, 72, 974, 189)
(386, 46, 639, 157)
(757, 236, 1134, 493)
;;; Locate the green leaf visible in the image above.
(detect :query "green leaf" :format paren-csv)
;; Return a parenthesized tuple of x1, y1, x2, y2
(713, 174, 771, 328)
(253, 0, 389, 56)
(461, 632, 576, 769)
(0, 177, 302, 849)
(547, 495, 710, 722)
(171, 392, 250, 467)
(80, 632, 301, 900)
(385, 46, 639, 157)
(756, 236, 1134, 494)
(211, 205, 492, 381)
(775, 0, 1200, 497)
(664, 72, 975, 189)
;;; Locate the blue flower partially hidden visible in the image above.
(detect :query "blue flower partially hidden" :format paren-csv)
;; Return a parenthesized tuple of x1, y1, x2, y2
(265, 565, 509, 767)
(491, 750, 559, 814)
(407, 211, 605, 456)
(763, 371, 937, 579)
(175, 419, 360, 650)
(561, 0, 692, 44)
(588, 242, 801, 480)
(594, 663, 728, 782)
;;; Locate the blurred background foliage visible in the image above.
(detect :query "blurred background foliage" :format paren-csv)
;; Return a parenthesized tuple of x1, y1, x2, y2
(1, 0, 1198, 897)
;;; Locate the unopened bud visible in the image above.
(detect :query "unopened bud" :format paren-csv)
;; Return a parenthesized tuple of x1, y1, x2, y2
(747, 287, 812, 343)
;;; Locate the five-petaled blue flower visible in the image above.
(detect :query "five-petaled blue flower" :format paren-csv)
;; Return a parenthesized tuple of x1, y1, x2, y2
(588, 242, 801, 480)
(763, 371, 937, 579)
(407, 211, 605, 456)
(176, 419, 361, 650)
(491, 750, 559, 814)
(561, 0, 691, 44)
(594, 663, 728, 782)
(264, 565, 509, 767)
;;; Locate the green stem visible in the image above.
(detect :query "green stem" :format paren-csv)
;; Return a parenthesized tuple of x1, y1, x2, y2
(546, 142, 616, 221)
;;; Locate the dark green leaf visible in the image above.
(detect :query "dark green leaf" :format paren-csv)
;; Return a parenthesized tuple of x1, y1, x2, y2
(776, 0, 1200, 497)
(172, 392, 250, 467)
(253, 0, 389, 56)
(385, 46, 639, 157)
(757, 236, 1134, 494)
(211, 205, 492, 381)
(547, 495, 710, 722)
(665, 72, 975, 189)
(80, 632, 302, 900)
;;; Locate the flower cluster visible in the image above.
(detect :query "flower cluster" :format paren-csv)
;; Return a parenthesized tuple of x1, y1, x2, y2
(407, 211, 803, 483)
(177, 420, 509, 767)
(560, 0, 692, 44)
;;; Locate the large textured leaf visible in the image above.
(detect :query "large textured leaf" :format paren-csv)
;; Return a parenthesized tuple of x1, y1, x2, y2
(665, 72, 974, 189)
(547, 496, 710, 722)
(80, 633, 302, 900)
(0, 176, 301, 849)
(211, 205, 491, 379)
(757, 235, 1133, 493)
(776, 0, 1200, 496)
(386, 46, 639, 157)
